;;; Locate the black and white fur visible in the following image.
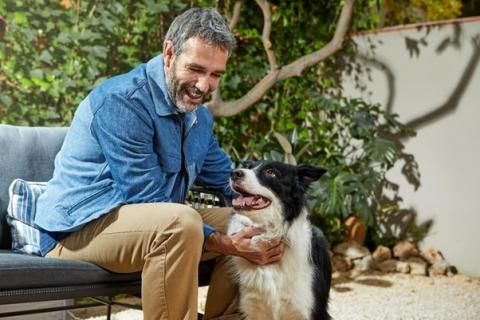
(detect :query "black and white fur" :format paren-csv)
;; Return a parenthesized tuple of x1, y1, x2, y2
(227, 161, 332, 320)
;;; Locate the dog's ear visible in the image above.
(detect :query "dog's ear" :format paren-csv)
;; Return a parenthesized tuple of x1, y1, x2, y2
(240, 160, 256, 169)
(297, 165, 327, 190)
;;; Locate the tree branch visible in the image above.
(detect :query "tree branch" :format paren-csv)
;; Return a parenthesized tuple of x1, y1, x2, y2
(229, 1, 242, 31)
(0, 76, 18, 89)
(211, 1, 243, 106)
(278, 0, 355, 80)
(207, 0, 356, 117)
(255, 0, 278, 71)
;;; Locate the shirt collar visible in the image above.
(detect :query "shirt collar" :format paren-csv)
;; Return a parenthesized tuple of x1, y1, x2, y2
(146, 54, 177, 117)
(146, 54, 198, 130)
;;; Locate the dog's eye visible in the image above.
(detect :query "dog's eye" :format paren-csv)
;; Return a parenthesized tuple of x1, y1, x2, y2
(265, 169, 276, 177)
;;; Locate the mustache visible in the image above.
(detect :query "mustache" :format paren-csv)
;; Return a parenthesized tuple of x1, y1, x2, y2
(184, 85, 205, 96)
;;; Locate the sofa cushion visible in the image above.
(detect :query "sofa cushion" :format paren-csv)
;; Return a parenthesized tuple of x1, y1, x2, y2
(7, 179, 46, 255)
(0, 250, 141, 290)
(0, 125, 67, 249)
(0, 250, 216, 290)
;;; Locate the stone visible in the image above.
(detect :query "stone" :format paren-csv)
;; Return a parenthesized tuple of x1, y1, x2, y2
(376, 259, 398, 273)
(428, 260, 449, 276)
(333, 241, 370, 260)
(407, 257, 428, 276)
(420, 248, 444, 265)
(395, 261, 411, 274)
(393, 240, 419, 260)
(447, 265, 458, 277)
(353, 255, 376, 272)
(332, 254, 352, 272)
(372, 245, 392, 263)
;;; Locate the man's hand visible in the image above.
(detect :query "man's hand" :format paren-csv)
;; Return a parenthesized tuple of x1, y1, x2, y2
(205, 227, 285, 265)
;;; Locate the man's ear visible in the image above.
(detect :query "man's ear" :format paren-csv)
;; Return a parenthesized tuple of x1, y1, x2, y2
(297, 165, 327, 190)
(163, 40, 174, 68)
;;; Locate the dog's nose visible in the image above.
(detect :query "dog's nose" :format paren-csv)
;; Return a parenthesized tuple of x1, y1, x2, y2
(231, 169, 244, 180)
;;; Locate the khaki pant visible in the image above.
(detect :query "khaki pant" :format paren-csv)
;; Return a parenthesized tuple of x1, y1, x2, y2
(46, 203, 238, 320)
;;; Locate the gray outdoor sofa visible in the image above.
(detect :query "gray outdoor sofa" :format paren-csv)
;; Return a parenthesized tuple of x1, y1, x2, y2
(0, 124, 222, 318)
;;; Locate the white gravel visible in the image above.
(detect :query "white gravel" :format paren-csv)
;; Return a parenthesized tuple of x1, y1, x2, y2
(329, 271, 480, 320)
(82, 272, 480, 320)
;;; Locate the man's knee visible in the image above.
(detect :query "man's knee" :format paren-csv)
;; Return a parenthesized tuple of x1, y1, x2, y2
(171, 204, 204, 239)
(145, 203, 204, 243)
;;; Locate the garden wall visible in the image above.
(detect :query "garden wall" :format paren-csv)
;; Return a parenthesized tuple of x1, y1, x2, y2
(341, 16, 480, 277)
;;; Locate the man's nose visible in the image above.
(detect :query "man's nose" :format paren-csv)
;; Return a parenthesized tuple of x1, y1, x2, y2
(231, 169, 245, 180)
(196, 76, 211, 93)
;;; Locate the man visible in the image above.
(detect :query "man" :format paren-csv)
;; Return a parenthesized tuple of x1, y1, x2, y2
(36, 7, 284, 320)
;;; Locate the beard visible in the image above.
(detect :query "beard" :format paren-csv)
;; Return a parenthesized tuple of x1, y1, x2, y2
(165, 61, 204, 113)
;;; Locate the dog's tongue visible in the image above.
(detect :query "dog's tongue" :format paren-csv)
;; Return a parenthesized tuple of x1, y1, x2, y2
(232, 194, 269, 209)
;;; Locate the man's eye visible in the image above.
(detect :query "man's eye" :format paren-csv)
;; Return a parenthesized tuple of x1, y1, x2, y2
(265, 169, 276, 177)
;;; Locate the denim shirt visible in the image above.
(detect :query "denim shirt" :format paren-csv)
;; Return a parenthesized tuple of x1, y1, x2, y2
(35, 54, 234, 255)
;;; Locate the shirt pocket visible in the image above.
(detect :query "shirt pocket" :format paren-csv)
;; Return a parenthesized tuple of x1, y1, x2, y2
(63, 180, 113, 215)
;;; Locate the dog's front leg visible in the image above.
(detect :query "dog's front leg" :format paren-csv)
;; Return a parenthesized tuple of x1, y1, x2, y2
(227, 213, 254, 236)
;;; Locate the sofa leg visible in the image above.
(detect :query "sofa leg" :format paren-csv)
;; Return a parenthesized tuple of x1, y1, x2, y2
(106, 297, 112, 320)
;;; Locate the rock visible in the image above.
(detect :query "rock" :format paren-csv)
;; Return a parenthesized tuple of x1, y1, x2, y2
(428, 260, 449, 276)
(420, 248, 444, 265)
(395, 261, 411, 274)
(376, 259, 398, 273)
(372, 245, 392, 263)
(332, 254, 352, 272)
(353, 255, 376, 272)
(407, 257, 428, 276)
(393, 240, 419, 260)
(447, 265, 458, 277)
(333, 241, 370, 260)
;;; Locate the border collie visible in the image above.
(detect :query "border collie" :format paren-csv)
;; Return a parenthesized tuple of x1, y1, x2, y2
(227, 160, 332, 320)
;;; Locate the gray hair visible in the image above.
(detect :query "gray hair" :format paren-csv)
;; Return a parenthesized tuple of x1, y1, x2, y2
(164, 7, 236, 57)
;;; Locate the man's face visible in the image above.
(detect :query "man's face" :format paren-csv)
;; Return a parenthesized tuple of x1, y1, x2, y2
(163, 37, 229, 113)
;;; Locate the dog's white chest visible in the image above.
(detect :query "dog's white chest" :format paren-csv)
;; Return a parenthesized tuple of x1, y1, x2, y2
(228, 214, 315, 319)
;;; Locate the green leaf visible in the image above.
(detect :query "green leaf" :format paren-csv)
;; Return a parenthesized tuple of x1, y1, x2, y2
(19, 78, 33, 88)
(101, 19, 115, 33)
(83, 45, 108, 58)
(13, 12, 28, 26)
(0, 94, 13, 107)
(144, 0, 169, 14)
(31, 77, 51, 91)
(269, 150, 283, 162)
(364, 138, 397, 166)
(30, 69, 44, 79)
(227, 75, 241, 90)
(39, 50, 53, 65)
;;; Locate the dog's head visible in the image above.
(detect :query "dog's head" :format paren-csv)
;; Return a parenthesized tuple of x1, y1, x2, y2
(230, 161, 326, 223)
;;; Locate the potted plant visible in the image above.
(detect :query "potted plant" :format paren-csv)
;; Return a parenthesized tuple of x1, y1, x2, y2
(255, 94, 419, 247)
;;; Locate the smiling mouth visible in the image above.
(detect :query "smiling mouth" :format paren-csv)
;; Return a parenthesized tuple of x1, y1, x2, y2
(231, 184, 271, 211)
(184, 86, 204, 101)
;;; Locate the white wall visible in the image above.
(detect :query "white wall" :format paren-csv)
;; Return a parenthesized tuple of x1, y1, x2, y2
(341, 17, 480, 276)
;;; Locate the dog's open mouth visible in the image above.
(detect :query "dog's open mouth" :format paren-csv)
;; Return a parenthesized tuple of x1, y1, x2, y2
(231, 185, 271, 210)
